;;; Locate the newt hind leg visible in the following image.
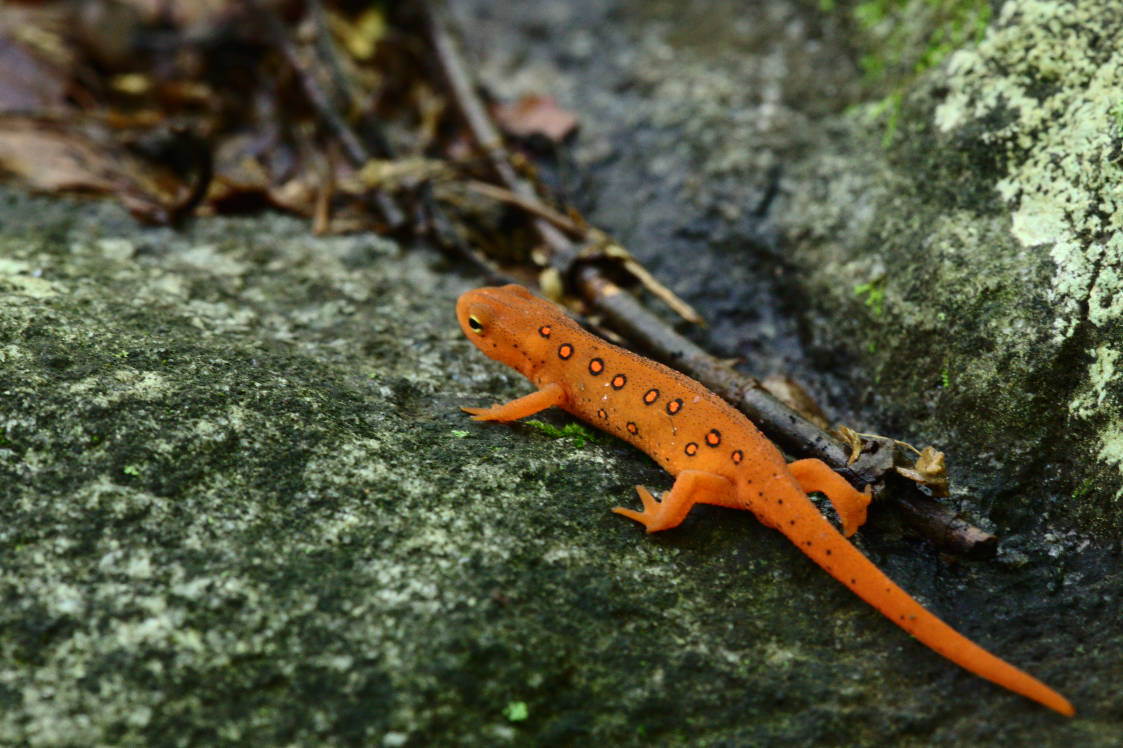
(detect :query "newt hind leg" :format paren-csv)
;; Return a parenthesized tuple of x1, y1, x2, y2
(787, 458, 871, 537)
(613, 470, 734, 533)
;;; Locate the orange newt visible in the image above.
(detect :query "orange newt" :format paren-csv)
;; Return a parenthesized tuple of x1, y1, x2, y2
(456, 284, 1074, 716)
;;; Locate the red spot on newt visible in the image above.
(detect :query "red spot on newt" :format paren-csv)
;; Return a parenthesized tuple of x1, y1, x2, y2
(455, 284, 1075, 717)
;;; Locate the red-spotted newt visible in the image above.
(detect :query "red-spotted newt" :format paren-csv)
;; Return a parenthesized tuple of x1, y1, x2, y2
(456, 284, 1074, 716)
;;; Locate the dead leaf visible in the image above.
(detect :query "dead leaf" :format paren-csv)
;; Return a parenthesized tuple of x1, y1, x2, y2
(0, 115, 189, 222)
(492, 95, 579, 143)
(0, 8, 71, 112)
(539, 266, 564, 302)
(327, 5, 386, 61)
(896, 446, 949, 497)
(762, 375, 831, 430)
(833, 425, 865, 465)
(0, 117, 126, 194)
(352, 157, 450, 192)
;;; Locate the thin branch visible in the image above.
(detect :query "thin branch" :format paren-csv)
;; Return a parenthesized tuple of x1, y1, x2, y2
(463, 179, 585, 234)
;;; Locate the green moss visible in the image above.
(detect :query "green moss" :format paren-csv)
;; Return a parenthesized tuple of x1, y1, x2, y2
(503, 701, 529, 722)
(852, 0, 990, 83)
(523, 419, 610, 447)
(840, 0, 992, 144)
(1072, 477, 1095, 500)
(854, 277, 886, 316)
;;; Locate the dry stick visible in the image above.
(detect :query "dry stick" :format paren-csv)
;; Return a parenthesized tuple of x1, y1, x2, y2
(422, 2, 996, 558)
(464, 180, 585, 235)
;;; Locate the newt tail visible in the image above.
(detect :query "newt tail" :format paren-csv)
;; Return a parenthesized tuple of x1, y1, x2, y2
(765, 479, 1074, 716)
(457, 284, 1074, 716)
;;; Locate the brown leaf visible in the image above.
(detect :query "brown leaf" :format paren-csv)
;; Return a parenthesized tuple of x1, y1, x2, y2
(0, 8, 71, 112)
(832, 425, 866, 465)
(492, 95, 579, 143)
(0, 117, 123, 193)
(896, 446, 950, 497)
(761, 375, 831, 430)
(0, 116, 181, 222)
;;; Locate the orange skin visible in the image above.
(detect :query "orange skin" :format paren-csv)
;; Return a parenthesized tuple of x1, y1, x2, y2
(457, 284, 1074, 716)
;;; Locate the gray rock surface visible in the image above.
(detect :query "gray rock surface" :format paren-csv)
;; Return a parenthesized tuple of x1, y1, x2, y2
(1, 0, 1120, 744)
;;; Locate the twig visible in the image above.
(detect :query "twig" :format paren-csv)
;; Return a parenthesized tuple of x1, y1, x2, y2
(165, 126, 213, 226)
(463, 179, 585, 234)
(422, 1, 996, 558)
(422, 181, 524, 285)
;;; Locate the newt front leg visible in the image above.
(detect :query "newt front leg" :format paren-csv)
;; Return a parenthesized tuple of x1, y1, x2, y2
(462, 382, 566, 422)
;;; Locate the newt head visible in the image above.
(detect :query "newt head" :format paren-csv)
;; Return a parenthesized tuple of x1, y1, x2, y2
(457, 284, 570, 379)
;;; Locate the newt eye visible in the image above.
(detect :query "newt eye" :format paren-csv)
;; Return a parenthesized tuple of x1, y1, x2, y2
(468, 315, 484, 334)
